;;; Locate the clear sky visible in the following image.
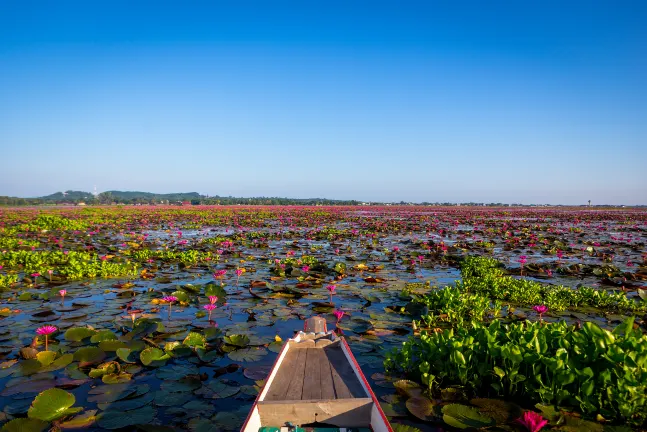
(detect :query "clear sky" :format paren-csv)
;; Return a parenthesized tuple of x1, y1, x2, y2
(1, 1, 646, 204)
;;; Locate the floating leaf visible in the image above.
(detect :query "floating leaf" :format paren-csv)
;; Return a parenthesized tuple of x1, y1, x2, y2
(224, 334, 250, 347)
(227, 347, 267, 362)
(0, 418, 48, 432)
(188, 418, 220, 432)
(64, 327, 96, 342)
(470, 398, 522, 424)
(90, 330, 117, 343)
(28, 388, 79, 422)
(87, 383, 138, 403)
(212, 411, 241, 431)
(73, 346, 106, 367)
(393, 380, 422, 398)
(195, 380, 240, 399)
(98, 340, 128, 352)
(406, 397, 436, 422)
(96, 405, 155, 429)
(97, 393, 154, 412)
(243, 365, 271, 380)
(58, 410, 98, 429)
(140, 347, 170, 367)
(35, 351, 57, 367)
(442, 404, 495, 429)
(183, 332, 207, 348)
(116, 348, 139, 363)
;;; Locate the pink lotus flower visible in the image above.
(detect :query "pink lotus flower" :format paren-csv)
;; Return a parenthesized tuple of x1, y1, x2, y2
(533, 305, 548, 321)
(514, 411, 548, 432)
(36, 325, 57, 351)
(162, 296, 178, 319)
(235, 268, 243, 276)
(301, 265, 310, 273)
(213, 270, 227, 278)
(333, 309, 344, 322)
(36, 325, 57, 335)
(208, 296, 218, 304)
(59, 289, 67, 302)
(326, 284, 336, 303)
(204, 304, 217, 320)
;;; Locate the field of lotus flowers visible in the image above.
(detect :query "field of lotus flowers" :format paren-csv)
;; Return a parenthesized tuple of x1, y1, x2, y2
(0, 205, 645, 431)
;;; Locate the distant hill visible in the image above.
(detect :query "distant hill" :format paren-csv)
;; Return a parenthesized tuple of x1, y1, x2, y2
(101, 191, 202, 201)
(41, 191, 96, 201)
(39, 190, 202, 202)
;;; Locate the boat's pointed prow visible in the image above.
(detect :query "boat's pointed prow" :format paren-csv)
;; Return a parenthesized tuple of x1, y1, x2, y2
(241, 317, 393, 432)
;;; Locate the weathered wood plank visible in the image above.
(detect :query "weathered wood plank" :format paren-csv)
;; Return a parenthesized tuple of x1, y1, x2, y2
(284, 347, 308, 400)
(302, 349, 322, 400)
(325, 346, 366, 398)
(264, 347, 298, 401)
(257, 398, 373, 427)
(319, 347, 336, 399)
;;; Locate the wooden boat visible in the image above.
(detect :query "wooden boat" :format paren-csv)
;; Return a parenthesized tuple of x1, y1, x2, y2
(241, 317, 393, 432)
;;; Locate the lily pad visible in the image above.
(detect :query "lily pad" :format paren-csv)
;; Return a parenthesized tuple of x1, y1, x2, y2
(140, 347, 170, 367)
(224, 334, 250, 347)
(0, 418, 48, 432)
(64, 327, 96, 342)
(406, 397, 437, 422)
(442, 404, 495, 429)
(27, 388, 80, 422)
(73, 346, 106, 367)
(96, 405, 155, 429)
(227, 347, 267, 362)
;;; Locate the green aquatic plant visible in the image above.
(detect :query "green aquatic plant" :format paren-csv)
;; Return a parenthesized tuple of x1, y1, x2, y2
(386, 317, 647, 426)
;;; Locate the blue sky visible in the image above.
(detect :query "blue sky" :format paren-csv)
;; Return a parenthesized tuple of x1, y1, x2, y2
(1, 1, 645, 204)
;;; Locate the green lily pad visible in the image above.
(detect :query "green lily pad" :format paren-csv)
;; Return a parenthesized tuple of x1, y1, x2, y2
(224, 334, 250, 347)
(195, 380, 240, 399)
(0, 418, 48, 432)
(140, 347, 170, 367)
(212, 411, 241, 431)
(153, 390, 193, 406)
(442, 404, 495, 429)
(102, 372, 132, 384)
(160, 376, 202, 392)
(27, 388, 80, 422)
(155, 364, 199, 380)
(227, 347, 267, 362)
(35, 351, 57, 367)
(58, 410, 98, 429)
(470, 398, 522, 424)
(188, 418, 220, 432)
(393, 380, 422, 398)
(73, 346, 106, 367)
(99, 340, 128, 352)
(96, 405, 155, 429)
(116, 347, 139, 363)
(64, 327, 96, 342)
(90, 330, 117, 343)
(183, 332, 207, 348)
(87, 383, 138, 403)
(406, 397, 437, 422)
(97, 393, 154, 411)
